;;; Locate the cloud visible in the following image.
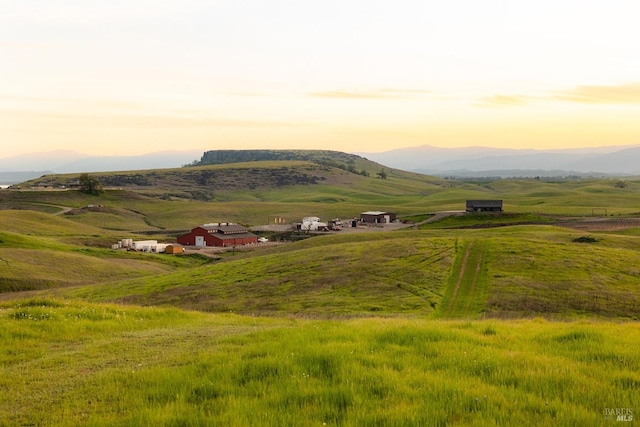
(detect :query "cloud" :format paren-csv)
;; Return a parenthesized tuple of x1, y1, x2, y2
(0, 110, 294, 129)
(476, 83, 640, 107)
(309, 88, 431, 100)
(476, 95, 531, 107)
(0, 94, 143, 110)
(553, 83, 640, 104)
(0, 42, 62, 49)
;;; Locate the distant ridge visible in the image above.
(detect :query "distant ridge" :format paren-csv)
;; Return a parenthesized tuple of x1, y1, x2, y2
(0, 171, 53, 185)
(193, 149, 364, 166)
(358, 144, 640, 176)
(0, 149, 204, 184)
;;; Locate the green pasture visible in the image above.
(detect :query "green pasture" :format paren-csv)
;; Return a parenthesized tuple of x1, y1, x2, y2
(29, 226, 639, 320)
(0, 211, 214, 293)
(52, 234, 454, 317)
(4, 166, 640, 231)
(1, 299, 638, 426)
(2, 161, 640, 425)
(439, 239, 490, 318)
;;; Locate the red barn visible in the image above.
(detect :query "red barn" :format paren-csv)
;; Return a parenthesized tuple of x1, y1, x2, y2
(177, 223, 258, 247)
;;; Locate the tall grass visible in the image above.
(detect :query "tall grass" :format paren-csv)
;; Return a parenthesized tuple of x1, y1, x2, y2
(1, 299, 638, 426)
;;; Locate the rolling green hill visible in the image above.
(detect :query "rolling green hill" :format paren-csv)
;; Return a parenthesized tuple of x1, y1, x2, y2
(24, 226, 637, 320)
(2, 150, 640, 319)
(2, 150, 640, 425)
(0, 210, 212, 294)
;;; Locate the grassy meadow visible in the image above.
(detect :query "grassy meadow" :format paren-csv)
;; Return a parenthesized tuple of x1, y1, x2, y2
(30, 226, 637, 321)
(1, 299, 638, 426)
(2, 156, 640, 425)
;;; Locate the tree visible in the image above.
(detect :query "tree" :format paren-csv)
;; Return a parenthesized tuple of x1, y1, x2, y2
(79, 173, 104, 195)
(376, 169, 387, 180)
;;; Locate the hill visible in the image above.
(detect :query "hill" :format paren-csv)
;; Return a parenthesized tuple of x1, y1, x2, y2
(5, 150, 453, 228)
(0, 210, 212, 293)
(3, 151, 640, 318)
(2, 151, 640, 425)
(34, 226, 638, 320)
(14, 150, 446, 196)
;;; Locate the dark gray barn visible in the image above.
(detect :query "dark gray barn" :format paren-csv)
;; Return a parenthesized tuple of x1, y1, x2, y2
(466, 200, 503, 213)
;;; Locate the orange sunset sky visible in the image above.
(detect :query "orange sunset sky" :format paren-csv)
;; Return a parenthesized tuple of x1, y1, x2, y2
(1, 1, 640, 158)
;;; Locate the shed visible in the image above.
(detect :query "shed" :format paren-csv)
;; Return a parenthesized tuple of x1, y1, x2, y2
(165, 244, 185, 254)
(466, 200, 503, 213)
(360, 211, 396, 224)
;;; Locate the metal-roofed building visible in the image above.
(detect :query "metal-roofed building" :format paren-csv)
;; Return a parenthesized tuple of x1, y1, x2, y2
(177, 223, 258, 247)
(360, 211, 397, 224)
(466, 200, 503, 213)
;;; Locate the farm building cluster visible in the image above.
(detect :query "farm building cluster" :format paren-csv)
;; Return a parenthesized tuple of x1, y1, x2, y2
(112, 239, 184, 254)
(295, 211, 397, 231)
(112, 201, 502, 253)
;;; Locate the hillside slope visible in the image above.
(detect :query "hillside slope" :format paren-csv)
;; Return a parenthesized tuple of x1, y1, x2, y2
(0, 211, 211, 294)
(38, 227, 640, 320)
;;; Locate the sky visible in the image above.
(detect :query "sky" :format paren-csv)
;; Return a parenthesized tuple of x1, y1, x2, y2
(2, 0, 640, 158)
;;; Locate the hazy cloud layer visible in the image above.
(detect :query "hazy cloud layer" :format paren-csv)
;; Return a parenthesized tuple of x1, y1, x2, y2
(554, 83, 640, 104)
(0, 110, 293, 129)
(478, 83, 640, 107)
(0, 94, 143, 110)
(476, 95, 531, 107)
(310, 88, 431, 100)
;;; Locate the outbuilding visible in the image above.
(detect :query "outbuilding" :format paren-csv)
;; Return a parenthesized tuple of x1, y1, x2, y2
(131, 240, 158, 251)
(165, 244, 185, 254)
(466, 200, 503, 213)
(177, 223, 258, 247)
(360, 211, 396, 224)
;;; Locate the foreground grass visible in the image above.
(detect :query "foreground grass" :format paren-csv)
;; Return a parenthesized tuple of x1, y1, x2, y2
(1, 299, 638, 426)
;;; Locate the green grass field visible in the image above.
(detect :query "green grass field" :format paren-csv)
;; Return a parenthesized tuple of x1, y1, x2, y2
(22, 225, 634, 321)
(1, 299, 638, 426)
(438, 239, 490, 318)
(1, 156, 640, 424)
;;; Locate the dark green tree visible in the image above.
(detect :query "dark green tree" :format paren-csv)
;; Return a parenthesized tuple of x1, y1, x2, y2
(78, 173, 104, 195)
(376, 169, 387, 180)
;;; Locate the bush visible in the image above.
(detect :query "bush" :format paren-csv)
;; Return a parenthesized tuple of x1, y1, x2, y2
(573, 236, 598, 243)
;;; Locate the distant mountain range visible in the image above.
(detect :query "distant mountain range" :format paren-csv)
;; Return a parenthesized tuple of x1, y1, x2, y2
(0, 149, 203, 184)
(357, 144, 640, 177)
(3, 144, 640, 185)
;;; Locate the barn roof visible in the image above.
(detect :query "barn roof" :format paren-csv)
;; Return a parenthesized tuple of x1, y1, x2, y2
(361, 211, 392, 215)
(201, 224, 248, 234)
(212, 232, 258, 241)
(466, 200, 503, 208)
